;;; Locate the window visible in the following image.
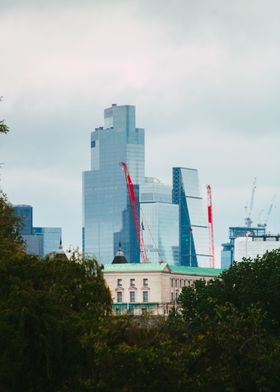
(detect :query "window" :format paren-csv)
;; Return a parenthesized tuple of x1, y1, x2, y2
(117, 278, 122, 287)
(171, 292, 174, 302)
(130, 278, 135, 287)
(143, 291, 148, 303)
(117, 292, 123, 303)
(143, 278, 148, 287)
(130, 291, 136, 303)
(171, 279, 173, 288)
(91, 140, 96, 148)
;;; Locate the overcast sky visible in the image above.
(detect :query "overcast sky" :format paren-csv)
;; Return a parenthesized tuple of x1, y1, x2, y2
(1, 0, 280, 265)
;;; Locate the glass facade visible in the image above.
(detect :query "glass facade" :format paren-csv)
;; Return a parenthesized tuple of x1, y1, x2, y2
(172, 167, 210, 267)
(14, 205, 62, 257)
(14, 205, 33, 235)
(83, 104, 145, 264)
(140, 180, 179, 264)
(140, 202, 179, 264)
(33, 227, 62, 256)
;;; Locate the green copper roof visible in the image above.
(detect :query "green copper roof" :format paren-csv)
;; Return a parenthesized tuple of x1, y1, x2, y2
(103, 262, 223, 276)
(103, 262, 168, 273)
(170, 265, 223, 276)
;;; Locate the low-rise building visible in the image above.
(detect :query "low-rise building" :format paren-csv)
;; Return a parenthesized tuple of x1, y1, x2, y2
(103, 261, 222, 315)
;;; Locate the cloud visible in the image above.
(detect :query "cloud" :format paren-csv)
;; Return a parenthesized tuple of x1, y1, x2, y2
(0, 0, 280, 264)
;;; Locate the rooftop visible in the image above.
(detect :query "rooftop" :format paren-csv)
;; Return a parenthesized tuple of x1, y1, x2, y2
(103, 262, 223, 277)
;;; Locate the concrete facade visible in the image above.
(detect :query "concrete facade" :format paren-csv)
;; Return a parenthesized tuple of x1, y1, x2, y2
(234, 235, 280, 261)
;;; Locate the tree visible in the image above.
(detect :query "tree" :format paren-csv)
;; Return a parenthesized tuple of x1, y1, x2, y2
(179, 251, 280, 333)
(0, 97, 9, 134)
(0, 192, 24, 259)
(0, 120, 9, 134)
(0, 254, 112, 392)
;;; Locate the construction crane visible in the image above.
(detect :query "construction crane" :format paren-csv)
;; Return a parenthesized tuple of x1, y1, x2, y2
(119, 161, 149, 263)
(207, 185, 215, 268)
(265, 195, 276, 226)
(244, 177, 256, 228)
(258, 194, 276, 229)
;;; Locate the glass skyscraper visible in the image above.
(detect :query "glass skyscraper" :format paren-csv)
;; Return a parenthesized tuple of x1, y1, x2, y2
(14, 205, 62, 257)
(14, 205, 33, 235)
(82, 104, 145, 264)
(140, 179, 179, 264)
(172, 167, 210, 267)
(33, 227, 62, 257)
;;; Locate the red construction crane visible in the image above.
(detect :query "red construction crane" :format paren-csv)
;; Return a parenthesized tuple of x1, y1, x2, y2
(119, 161, 149, 263)
(207, 185, 215, 268)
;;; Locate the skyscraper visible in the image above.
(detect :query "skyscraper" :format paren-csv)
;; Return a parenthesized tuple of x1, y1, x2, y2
(14, 205, 33, 235)
(33, 227, 62, 257)
(82, 104, 145, 264)
(172, 167, 210, 267)
(14, 205, 62, 257)
(140, 178, 179, 264)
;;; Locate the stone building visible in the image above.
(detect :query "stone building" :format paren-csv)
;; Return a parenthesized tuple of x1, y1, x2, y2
(103, 261, 222, 315)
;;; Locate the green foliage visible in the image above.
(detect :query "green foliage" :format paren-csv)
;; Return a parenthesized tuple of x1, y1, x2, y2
(179, 251, 280, 333)
(1, 189, 280, 390)
(0, 120, 9, 134)
(0, 255, 112, 392)
(0, 192, 24, 258)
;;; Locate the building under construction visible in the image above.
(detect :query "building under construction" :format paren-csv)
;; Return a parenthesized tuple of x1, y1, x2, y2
(221, 179, 276, 268)
(82, 104, 214, 267)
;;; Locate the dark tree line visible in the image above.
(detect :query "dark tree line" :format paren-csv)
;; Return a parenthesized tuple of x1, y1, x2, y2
(1, 128, 280, 391)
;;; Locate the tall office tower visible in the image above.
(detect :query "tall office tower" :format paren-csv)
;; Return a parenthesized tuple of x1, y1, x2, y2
(33, 227, 62, 257)
(14, 205, 62, 256)
(140, 178, 179, 264)
(83, 104, 145, 264)
(14, 205, 33, 235)
(172, 167, 210, 267)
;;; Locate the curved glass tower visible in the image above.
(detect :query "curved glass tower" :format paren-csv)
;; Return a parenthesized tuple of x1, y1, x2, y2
(82, 104, 144, 264)
(172, 167, 210, 267)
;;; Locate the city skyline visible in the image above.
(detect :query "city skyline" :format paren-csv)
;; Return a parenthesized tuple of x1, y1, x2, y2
(1, 1, 280, 265)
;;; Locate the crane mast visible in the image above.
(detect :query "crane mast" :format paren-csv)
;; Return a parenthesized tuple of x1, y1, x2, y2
(244, 177, 256, 228)
(120, 161, 149, 263)
(207, 185, 215, 268)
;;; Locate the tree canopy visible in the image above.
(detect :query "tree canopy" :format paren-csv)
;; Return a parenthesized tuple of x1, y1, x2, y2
(0, 120, 9, 134)
(1, 157, 280, 390)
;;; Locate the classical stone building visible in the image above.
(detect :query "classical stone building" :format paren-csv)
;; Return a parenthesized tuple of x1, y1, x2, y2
(103, 262, 223, 315)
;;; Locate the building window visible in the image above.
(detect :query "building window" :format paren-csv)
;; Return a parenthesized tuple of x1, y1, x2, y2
(130, 278, 135, 287)
(117, 278, 122, 287)
(117, 292, 123, 303)
(143, 291, 148, 303)
(130, 291, 136, 303)
(91, 140, 96, 148)
(143, 278, 148, 287)
(171, 278, 173, 288)
(171, 292, 174, 302)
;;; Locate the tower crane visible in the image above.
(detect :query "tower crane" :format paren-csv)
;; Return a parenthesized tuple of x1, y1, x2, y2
(207, 185, 215, 268)
(119, 161, 149, 262)
(244, 177, 256, 228)
(264, 195, 276, 226)
(258, 195, 277, 229)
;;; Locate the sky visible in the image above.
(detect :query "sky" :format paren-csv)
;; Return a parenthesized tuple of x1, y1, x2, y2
(1, 0, 280, 265)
